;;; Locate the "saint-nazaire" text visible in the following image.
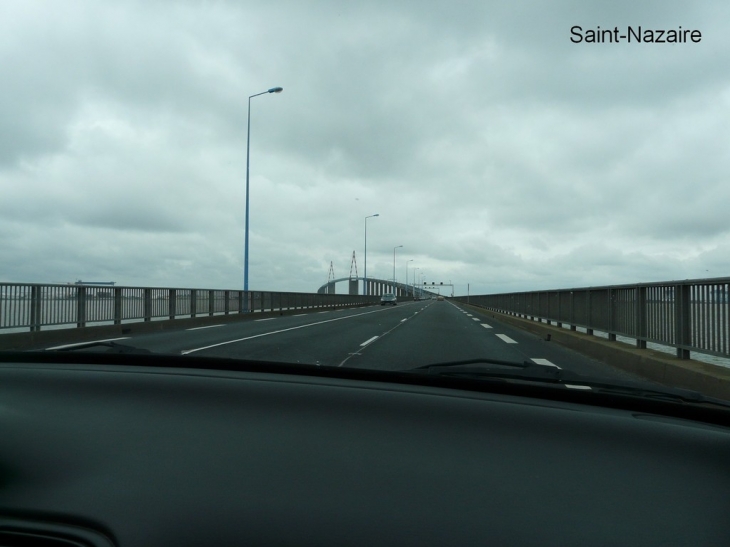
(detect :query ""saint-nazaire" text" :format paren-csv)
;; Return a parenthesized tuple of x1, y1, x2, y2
(570, 26, 702, 44)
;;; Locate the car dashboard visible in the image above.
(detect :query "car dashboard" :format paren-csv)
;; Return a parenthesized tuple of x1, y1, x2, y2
(0, 352, 729, 546)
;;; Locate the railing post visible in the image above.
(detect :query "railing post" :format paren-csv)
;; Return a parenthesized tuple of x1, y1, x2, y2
(30, 285, 41, 332)
(225, 290, 230, 315)
(675, 284, 691, 359)
(570, 291, 576, 331)
(169, 289, 176, 320)
(636, 286, 647, 349)
(76, 286, 87, 328)
(608, 288, 616, 341)
(190, 289, 197, 318)
(144, 288, 152, 322)
(209, 290, 214, 316)
(556, 291, 562, 328)
(114, 287, 122, 325)
(586, 290, 593, 336)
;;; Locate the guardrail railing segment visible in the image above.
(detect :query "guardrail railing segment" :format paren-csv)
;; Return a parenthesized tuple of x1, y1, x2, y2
(0, 283, 379, 333)
(454, 278, 729, 360)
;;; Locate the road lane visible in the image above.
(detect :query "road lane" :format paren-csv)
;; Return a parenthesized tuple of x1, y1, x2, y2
(346, 300, 528, 370)
(50, 298, 652, 382)
(117, 300, 427, 365)
(448, 301, 651, 382)
(106, 304, 391, 356)
(201, 300, 427, 365)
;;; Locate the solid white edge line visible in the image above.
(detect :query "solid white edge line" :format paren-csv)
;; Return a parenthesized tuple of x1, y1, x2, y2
(495, 334, 518, 344)
(46, 337, 130, 350)
(255, 318, 276, 322)
(360, 335, 379, 347)
(187, 324, 224, 331)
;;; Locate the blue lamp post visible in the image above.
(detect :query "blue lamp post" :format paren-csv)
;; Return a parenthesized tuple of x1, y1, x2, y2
(364, 214, 379, 295)
(244, 86, 283, 310)
(392, 245, 403, 293)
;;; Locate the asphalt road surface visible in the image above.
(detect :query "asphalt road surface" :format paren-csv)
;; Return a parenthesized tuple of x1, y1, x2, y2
(46, 299, 645, 382)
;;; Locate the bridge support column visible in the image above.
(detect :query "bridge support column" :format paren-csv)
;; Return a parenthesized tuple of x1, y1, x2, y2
(326, 282, 335, 294)
(349, 279, 358, 295)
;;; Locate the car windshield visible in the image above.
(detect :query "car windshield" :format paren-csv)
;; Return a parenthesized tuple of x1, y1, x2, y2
(1, 1, 729, 404)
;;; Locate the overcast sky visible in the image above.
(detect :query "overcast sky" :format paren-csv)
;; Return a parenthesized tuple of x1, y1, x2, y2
(2, 0, 728, 295)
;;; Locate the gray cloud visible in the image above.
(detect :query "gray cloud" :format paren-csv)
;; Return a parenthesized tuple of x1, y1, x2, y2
(1, 0, 728, 294)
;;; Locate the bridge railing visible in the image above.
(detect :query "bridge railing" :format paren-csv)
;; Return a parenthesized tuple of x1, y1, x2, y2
(0, 283, 379, 333)
(454, 277, 730, 360)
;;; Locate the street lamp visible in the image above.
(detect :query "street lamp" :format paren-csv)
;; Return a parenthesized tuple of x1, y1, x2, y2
(413, 268, 419, 299)
(244, 86, 283, 308)
(392, 245, 403, 293)
(364, 214, 379, 295)
(405, 260, 414, 297)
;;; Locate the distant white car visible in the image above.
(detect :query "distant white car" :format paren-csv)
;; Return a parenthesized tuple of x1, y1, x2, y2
(380, 293, 397, 306)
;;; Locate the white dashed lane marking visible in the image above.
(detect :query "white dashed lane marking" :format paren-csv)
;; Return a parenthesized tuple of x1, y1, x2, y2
(360, 336, 379, 347)
(187, 324, 224, 331)
(472, 318, 480, 321)
(480, 324, 493, 329)
(495, 334, 518, 344)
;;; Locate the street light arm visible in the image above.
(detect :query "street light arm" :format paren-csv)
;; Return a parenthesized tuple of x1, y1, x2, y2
(249, 87, 283, 99)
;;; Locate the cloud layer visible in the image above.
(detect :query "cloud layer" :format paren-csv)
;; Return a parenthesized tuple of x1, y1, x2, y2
(2, 0, 728, 294)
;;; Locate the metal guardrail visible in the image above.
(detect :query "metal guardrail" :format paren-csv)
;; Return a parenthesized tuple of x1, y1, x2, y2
(454, 277, 730, 360)
(0, 283, 379, 333)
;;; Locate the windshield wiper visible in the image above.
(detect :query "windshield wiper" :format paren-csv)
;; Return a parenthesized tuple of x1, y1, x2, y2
(407, 358, 730, 409)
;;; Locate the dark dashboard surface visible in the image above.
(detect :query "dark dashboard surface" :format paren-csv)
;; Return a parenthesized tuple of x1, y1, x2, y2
(1, 358, 729, 546)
